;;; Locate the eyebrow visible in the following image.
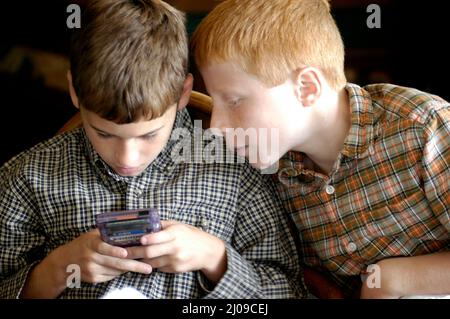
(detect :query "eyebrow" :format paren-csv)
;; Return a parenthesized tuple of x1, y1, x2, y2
(90, 124, 164, 138)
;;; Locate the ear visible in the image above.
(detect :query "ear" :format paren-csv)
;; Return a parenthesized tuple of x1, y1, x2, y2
(177, 73, 194, 111)
(67, 70, 80, 109)
(292, 67, 322, 107)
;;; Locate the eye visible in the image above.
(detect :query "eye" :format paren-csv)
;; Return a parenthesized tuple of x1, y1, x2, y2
(228, 98, 242, 107)
(97, 132, 112, 139)
(142, 134, 157, 141)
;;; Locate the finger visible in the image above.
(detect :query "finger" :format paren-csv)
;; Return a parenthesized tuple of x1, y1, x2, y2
(101, 268, 125, 277)
(88, 228, 101, 236)
(89, 228, 128, 258)
(161, 220, 180, 229)
(100, 255, 153, 274)
(126, 243, 174, 260)
(96, 240, 128, 259)
(79, 260, 125, 284)
(142, 256, 170, 270)
(141, 229, 175, 245)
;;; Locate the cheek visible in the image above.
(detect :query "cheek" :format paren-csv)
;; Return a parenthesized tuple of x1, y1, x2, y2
(86, 132, 112, 159)
(142, 131, 173, 159)
(230, 104, 262, 129)
(243, 103, 279, 129)
(141, 141, 161, 158)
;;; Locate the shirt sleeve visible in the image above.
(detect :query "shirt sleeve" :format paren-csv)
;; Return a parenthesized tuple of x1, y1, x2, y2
(0, 161, 46, 298)
(200, 163, 307, 299)
(421, 105, 450, 236)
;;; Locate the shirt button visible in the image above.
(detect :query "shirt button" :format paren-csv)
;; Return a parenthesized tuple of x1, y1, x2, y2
(325, 185, 335, 195)
(346, 242, 357, 253)
(134, 189, 143, 196)
(201, 219, 209, 229)
(125, 272, 133, 278)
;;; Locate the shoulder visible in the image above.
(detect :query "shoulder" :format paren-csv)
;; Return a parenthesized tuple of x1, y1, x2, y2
(0, 129, 86, 184)
(190, 157, 265, 190)
(178, 125, 264, 185)
(184, 151, 271, 204)
(363, 83, 449, 125)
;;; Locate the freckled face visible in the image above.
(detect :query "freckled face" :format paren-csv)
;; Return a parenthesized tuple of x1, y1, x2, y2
(200, 62, 306, 169)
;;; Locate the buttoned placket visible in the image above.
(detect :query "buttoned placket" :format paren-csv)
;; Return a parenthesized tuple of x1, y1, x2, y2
(324, 177, 361, 257)
(323, 177, 349, 254)
(322, 179, 339, 224)
(326, 151, 363, 257)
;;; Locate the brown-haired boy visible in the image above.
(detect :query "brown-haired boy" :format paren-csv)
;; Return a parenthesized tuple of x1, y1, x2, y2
(191, 0, 450, 298)
(0, 0, 304, 299)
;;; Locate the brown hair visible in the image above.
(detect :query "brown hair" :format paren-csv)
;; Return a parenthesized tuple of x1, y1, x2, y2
(70, 0, 188, 123)
(191, 0, 346, 91)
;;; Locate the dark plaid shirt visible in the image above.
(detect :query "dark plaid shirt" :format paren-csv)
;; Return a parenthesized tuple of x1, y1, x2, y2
(0, 109, 305, 299)
(274, 83, 450, 296)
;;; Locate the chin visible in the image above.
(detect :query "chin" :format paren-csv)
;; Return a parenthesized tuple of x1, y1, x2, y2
(251, 157, 280, 174)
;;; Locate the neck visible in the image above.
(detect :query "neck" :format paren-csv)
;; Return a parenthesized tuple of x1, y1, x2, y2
(294, 87, 351, 175)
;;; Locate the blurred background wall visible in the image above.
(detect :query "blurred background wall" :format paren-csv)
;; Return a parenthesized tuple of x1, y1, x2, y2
(0, 0, 448, 165)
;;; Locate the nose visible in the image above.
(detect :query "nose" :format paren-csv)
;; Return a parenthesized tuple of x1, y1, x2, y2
(115, 140, 140, 168)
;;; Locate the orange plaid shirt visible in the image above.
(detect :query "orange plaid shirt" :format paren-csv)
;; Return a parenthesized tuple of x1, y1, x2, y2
(274, 83, 450, 296)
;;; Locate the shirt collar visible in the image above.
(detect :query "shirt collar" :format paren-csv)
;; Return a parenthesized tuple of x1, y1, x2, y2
(276, 151, 326, 186)
(80, 108, 193, 182)
(341, 83, 375, 159)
